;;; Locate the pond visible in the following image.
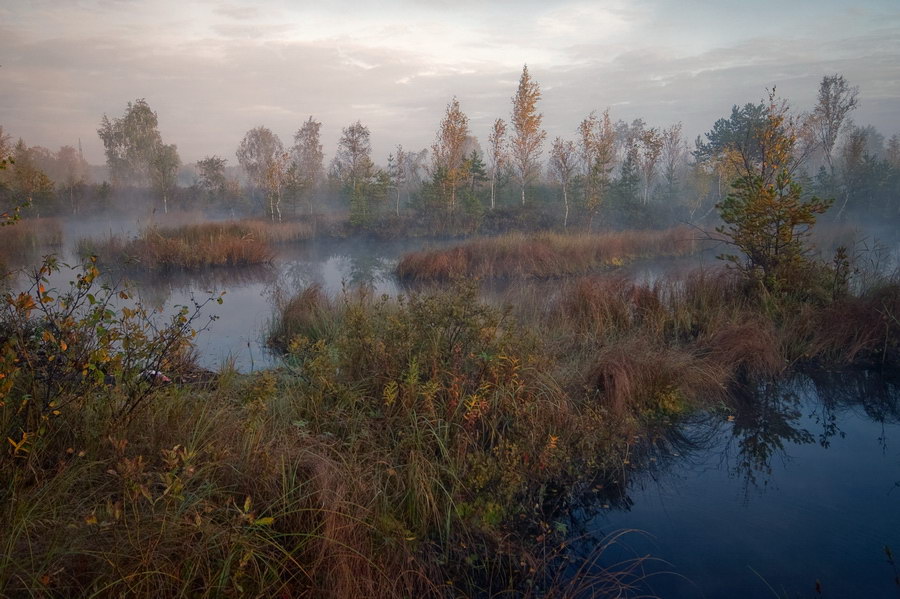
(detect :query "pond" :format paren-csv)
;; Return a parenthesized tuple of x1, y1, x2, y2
(572, 370, 900, 598)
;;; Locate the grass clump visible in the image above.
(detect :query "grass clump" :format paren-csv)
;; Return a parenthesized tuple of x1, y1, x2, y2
(77, 219, 317, 271)
(395, 226, 697, 282)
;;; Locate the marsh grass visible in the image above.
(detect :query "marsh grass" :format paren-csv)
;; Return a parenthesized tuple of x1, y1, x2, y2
(396, 227, 697, 281)
(4, 243, 899, 596)
(77, 220, 316, 271)
(0, 217, 63, 269)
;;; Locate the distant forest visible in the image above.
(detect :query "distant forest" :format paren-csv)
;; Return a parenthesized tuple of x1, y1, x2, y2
(2, 69, 897, 234)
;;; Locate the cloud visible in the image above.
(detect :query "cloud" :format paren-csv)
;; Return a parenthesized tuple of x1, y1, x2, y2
(0, 0, 897, 169)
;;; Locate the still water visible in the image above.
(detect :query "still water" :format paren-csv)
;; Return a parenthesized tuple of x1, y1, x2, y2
(576, 371, 900, 597)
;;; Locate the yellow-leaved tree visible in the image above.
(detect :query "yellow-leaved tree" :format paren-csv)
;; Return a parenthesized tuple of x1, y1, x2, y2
(715, 90, 831, 294)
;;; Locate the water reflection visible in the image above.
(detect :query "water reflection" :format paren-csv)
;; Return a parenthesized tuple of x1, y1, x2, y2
(726, 380, 815, 495)
(572, 370, 900, 598)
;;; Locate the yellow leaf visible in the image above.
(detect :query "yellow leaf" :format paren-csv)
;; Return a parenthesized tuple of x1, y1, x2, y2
(252, 517, 274, 526)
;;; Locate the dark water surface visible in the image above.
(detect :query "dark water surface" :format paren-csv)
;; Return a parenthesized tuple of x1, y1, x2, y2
(578, 372, 900, 598)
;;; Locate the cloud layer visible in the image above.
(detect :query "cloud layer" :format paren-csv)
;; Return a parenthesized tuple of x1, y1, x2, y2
(1, 0, 898, 166)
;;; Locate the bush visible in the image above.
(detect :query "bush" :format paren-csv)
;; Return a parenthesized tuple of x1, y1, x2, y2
(1, 256, 220, 467)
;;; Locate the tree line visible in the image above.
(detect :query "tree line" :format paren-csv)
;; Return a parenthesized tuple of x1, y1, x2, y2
(1, 69, 898, 233)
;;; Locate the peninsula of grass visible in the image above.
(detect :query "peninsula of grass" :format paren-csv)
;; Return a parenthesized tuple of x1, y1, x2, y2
(395, 227, 698, 282)
(77, 220, 314, 271)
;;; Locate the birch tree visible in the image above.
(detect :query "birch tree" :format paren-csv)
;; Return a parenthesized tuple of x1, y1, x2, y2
(332, 121, 377, 225)
(149, 143, 180, 214)
(577, 110, 615, 229)
(487, 118, 507, 210)
(97, 99, 164, 186)
(236, 126, 285, 221)
(637, 127, 663, 204)
(291, 116, 325, 214)
(387, 144, 406, 216)
(548, 138, 577, 228)
(510, 65, 546, 205)
(811, 74, 859, 173)
(430, 97, 470, 215)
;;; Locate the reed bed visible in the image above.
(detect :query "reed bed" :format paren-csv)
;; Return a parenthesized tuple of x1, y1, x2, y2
(396, 227, 698, 281)
(77, 220, 313, 270)
(0, 217, 63, 268)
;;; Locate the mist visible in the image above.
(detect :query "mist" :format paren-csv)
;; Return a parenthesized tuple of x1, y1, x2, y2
(3, 2, 900, 598)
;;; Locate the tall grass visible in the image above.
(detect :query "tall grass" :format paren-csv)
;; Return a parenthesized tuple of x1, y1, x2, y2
(4, 250, 898, 596)
(76, 220, 315, 270)
(0, 217, 63, 269)
(396, 227, 698, 281)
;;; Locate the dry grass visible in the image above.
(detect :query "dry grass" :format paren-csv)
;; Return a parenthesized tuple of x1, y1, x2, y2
(799, 282, 900, 365)
(0, 217, 63, 268)
(396, 227, 697, 282)
(77, 220, 314, 270)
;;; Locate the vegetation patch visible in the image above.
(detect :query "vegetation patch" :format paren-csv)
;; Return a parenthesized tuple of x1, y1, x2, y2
(395, 227, 697, 281)
(76, 220, 316, 271)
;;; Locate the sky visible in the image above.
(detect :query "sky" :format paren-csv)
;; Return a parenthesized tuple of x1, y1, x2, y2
(1, 0, 899, 167)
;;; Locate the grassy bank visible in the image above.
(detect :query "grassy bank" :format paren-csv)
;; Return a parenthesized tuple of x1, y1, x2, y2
(1, 264, 655, 597)
(395, 227, 698, 282)
(76, 220, 317, 271)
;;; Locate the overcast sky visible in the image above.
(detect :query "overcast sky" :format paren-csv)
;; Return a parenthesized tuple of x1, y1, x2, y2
(1, 0, 899, 166)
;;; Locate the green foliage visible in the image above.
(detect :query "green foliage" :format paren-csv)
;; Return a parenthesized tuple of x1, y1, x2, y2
(716, 170, 832, 294)
(1, 256, 218, 464)
(97, 99, 166, 186)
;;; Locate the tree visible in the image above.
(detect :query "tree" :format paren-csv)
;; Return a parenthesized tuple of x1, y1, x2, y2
(149, 143, 180, 214)
(636, 127, 663, 204)
(263, 151, 291, 222)
(548, 137, 577, 228)
(660, 123, 687, 204)
(236, 126, 284, 220)
(196, 155, 228, 203)
(430, 97, 471, 216)
(510, 65, 546, 205)
(97, 99, 164, 186)
(577, 110, 615, 229)
(715, 93, 832, 293)
(487, 118, 507, 210)
(331, 121, 378, 226)
(9, 139, 54, 209)
(291, 116, 325, 214)
(387, 145, 406, 216)
(887, 134, 900, 169)
(331, 121, 373, 188)
(811, 74, 858, 173)
(55, 144, 90, 215)
(694, 103, 767, 167)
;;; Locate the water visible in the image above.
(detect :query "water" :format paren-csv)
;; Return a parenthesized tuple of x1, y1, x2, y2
(576, 371, 900, 598)
(11, 219, 436, 371)
(10, 218, 900, 596)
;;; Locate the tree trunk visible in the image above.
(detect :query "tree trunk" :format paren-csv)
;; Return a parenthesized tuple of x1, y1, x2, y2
(490, 172, 496, 210)
(563, 185, 569, 229)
